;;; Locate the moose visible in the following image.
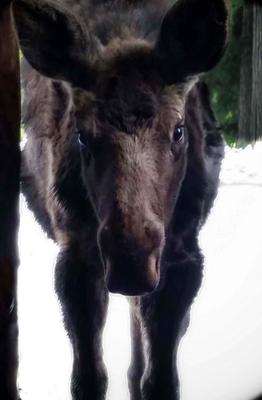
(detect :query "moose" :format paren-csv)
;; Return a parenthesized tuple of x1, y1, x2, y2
(14, 0, 229, 399)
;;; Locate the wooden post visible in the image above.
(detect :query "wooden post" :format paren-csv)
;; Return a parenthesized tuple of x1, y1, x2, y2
(238, 1, 253, 144)
(251, 2, 262, 141)
(239, 0, 262, 144)
(0, 2, 20, 399)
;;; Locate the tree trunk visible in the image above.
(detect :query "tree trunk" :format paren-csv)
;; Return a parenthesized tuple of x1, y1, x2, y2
(0, 2, 20, 400)
(239, 1, 262, 144)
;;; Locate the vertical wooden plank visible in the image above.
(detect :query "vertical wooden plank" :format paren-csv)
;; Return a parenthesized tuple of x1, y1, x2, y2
(0, 2, 20, 399)
(238, 1, 253, 144)
(252, 3, 262, 141)
(239, 0, 262, 144)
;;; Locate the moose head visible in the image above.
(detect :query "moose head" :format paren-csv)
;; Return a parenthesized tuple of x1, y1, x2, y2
(15, 0, 229, 295)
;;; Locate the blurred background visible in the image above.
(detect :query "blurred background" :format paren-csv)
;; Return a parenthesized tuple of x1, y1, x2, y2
(206, 0, 261, 146)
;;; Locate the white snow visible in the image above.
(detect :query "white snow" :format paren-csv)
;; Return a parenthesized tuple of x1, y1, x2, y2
(18, 142, 262, 400)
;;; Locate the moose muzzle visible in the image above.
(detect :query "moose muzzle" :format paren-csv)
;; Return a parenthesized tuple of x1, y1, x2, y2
(98, 219, 164, 296)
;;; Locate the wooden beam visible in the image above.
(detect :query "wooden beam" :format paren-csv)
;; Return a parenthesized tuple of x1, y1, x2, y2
(239, 0, 262, 144)
(0, 2, 20, 399)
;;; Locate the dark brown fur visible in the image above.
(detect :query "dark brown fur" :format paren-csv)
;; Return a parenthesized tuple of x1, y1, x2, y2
(15, 0, 228, 399)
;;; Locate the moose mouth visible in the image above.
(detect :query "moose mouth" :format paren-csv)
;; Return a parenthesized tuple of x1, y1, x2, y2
(104, 252, 161, 296)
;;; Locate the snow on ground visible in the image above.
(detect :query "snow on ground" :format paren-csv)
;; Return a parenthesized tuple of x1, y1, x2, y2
(18, 142, 262, 400)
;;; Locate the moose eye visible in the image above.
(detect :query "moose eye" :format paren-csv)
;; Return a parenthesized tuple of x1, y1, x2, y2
(77, 129, 90, 148)
(173, 124, 185, 143)
(77, 129, 93, 165)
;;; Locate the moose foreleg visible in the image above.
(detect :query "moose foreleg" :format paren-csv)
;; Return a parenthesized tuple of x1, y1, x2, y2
(139, 254, 203, 400)
(55, 246, 108, 400)
(128, 299, 145, 400)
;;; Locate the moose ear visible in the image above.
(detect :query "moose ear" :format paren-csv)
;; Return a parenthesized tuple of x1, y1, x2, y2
(154, 0, 229, 84)
(13, 0, 98, 88)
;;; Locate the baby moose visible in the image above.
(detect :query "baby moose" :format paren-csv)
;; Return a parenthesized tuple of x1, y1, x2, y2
(14, 0, 228, 399)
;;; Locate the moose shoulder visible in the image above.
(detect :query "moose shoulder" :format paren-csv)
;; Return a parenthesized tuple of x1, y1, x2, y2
(14, 0, 228, 399)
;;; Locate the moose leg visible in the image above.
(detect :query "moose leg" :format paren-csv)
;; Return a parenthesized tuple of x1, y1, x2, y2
(55, 246, 108, 400)
(139, 253, 203, 400)
(128, 298, 145, 400)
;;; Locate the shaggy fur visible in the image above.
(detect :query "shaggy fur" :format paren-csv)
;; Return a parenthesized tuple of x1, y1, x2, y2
(15, 0, 228, 399)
